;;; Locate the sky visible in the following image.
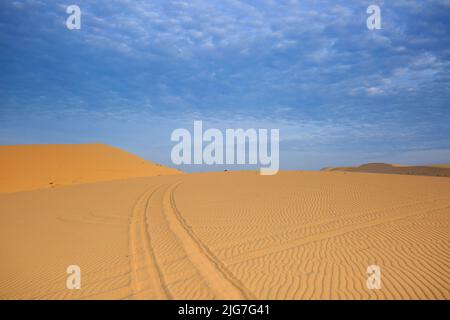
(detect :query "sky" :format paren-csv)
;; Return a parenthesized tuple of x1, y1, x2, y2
(1, 0, 450, 171)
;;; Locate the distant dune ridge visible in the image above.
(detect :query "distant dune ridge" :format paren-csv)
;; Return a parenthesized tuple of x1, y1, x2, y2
(0, 143, 181, 193)
(322, 162, 450, 177)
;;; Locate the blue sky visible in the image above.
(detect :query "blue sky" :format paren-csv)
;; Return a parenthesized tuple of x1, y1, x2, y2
(1, 0, 449, 171)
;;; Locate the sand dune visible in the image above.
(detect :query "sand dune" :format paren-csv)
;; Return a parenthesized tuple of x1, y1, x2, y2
(322, 162, 450, 178)
(429, 164, 450, 168)
(1, 169, 449, 299)
(0, 143, 181, 193)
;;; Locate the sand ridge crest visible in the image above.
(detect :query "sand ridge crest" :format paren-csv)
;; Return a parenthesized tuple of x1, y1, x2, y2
(0, 143, 181, 193)
(322, 162, 450, 177)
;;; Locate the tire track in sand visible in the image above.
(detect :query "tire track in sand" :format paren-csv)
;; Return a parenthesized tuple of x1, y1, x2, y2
(129, 186, 172, 299)
(163, 182, 255, 299)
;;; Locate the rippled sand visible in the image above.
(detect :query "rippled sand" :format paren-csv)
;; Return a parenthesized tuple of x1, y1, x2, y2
(1, 170, 449, 299)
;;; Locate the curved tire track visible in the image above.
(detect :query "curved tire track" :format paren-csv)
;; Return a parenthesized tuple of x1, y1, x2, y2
(129, 186, 172, 299)
(163, 182, 256, 299)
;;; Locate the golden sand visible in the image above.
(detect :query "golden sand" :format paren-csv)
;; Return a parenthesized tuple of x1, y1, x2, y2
(324, 162, 450, 177)
(0, 145, 449, 299)
(0, 143, 180, 194)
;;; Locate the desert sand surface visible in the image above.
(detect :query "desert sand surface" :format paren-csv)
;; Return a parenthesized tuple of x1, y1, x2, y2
(322, 162, 450, 178)
(0, 143, 180, 194)
(1, 168, 449, 299)
(429, 164, 450, 168)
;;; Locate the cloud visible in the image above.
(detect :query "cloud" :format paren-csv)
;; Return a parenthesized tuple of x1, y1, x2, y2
(1, 0, 449, 168)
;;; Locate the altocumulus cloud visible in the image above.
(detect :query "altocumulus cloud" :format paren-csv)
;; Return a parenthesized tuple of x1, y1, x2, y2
(0, 0, 449, 169)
